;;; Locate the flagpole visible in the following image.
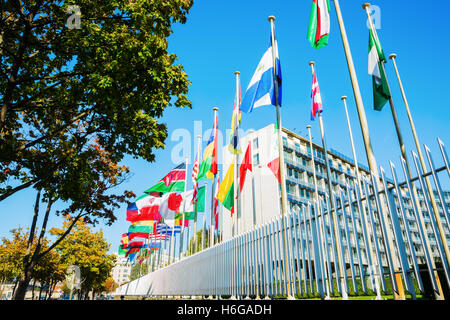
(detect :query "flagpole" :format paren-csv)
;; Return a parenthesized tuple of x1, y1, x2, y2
(179, 156, 189, 261)
(332, 0, 405, 300)
(249, 130, 258, 228)
(341, 95, 382, 299)
(364, 3, 446, 299)
(306, 124, 331, 300)
(193, 135, 202, 254)
(202, 181, 208, 251)
(388, 53, 447, 299)
(267, 15, 293, 299)
(214, 169, 220, 245)
(234, 71, 241, 237)
(309, 61, 348, 299)
(210, 107, 219, 248)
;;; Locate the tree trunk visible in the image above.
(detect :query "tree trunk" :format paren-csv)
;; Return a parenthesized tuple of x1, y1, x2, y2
(13, 195, 54, 300)
(38, 283, 43, 300)
(13, 270, 33, 300)
(31, 279, 36, 300)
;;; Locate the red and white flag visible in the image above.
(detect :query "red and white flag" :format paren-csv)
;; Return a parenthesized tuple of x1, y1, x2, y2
(192, 153, 199, 203)
(267, 126, 281, 183)
(239, 142, 253, 192)
(311, 70, 323, 120)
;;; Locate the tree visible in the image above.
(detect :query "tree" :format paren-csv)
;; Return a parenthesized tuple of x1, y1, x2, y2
(0, 227, 64, 299)
(49, 216, 116, 299)
(187, 229, 210, 255)
(103, 276, 118, 294)
(1, 0, 193, 299)
(12, 142, 134, 300)
(1, 0, 192, 171)
(0, 228, 29, 296)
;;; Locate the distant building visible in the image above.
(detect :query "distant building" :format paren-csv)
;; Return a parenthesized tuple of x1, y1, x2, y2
(111, 254, 131, 285)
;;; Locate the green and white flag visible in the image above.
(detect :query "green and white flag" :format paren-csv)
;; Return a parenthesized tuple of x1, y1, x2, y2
(307, 0, 331, 49)
(368, 29, 391, 111)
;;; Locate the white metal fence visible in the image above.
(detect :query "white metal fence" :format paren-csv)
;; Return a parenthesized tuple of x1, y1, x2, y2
(115, 138, 450, 299)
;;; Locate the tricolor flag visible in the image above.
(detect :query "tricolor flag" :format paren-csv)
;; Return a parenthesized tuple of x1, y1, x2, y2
(228, 75, 242, 154)
(128, 220, 155, 234)
(239, 142, 253, 192)
(267, 125, 281, 183)
(368, 28, 391, 111)
(307, 0, 331, 49)
(217, 159, 235, 213)
(197, 114, 218, 182)
(144, 163, 186, 194)
(175, 218, 189, 227)
(311, 69, 323, 120)
(178, 186, 206, 214)
(240, 28, 282, 113)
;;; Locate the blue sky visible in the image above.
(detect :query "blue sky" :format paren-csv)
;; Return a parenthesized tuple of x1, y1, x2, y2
(1, 0, 449, 255)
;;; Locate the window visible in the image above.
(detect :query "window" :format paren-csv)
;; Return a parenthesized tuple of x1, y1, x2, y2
(253, 153, 259, 166)
(282, 137, 288, 146)
(253, 138, 259, 150)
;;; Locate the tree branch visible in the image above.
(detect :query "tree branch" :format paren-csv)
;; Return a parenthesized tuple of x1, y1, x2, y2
(37, 211, 86, 259)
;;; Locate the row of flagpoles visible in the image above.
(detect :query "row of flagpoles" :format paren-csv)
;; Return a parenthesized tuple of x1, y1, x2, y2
(117, 1, 448, 299)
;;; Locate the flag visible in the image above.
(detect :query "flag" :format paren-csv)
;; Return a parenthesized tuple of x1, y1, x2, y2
(127, 239, 144, 248)
(128, 232, 151, 241)
(217, 159, 235, 212)
(228, 75, 242, 154)
(311, 69, 323, 120)
(175, 218, 189, 227)
(118, 244, 127, 255)
(147, 233, 170, 241)
(121, 233, 129, 246)
(239, 142, 253, 192)
(144, 163, 186, 194)
(175, 211, 195, 220)
(240, 28, 282, 113)
(213, 174, 220, 230)
(126, 250, 139, 260)
(197, 114, 218, 182)
(307, 0, 331, 49)
(192, 153, 199, 202)
(267, 125, 281, 183)
(178, 186, 206, 214)
(128, 220, 155, 234)
(368, 28, 390, 111)
(156, 224, 181, 235)
(126, 196, 162, 223)
(159, 192, 183, 222)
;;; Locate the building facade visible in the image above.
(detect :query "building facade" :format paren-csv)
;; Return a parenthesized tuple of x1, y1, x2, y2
(111, 254, 131, 285)
(222, 124, 450, 267)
